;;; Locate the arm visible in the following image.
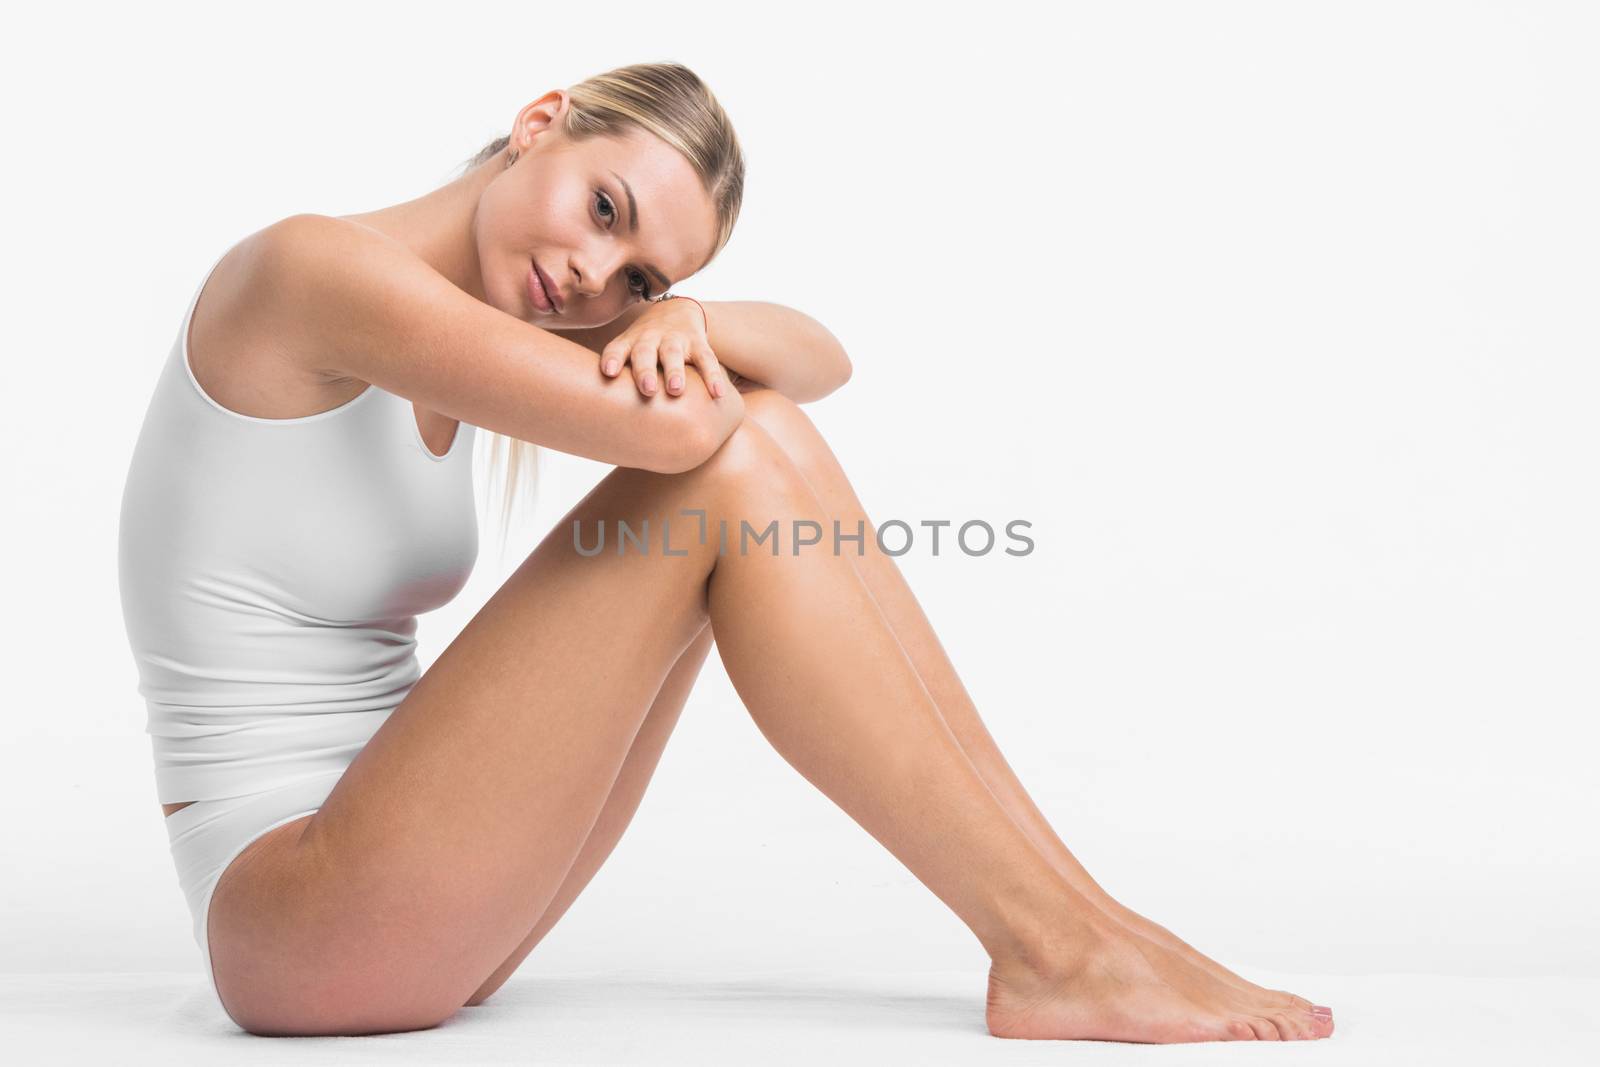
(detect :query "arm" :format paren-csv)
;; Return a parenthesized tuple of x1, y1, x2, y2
(244, 214, 744, 474)
(553, 299, 853, 404)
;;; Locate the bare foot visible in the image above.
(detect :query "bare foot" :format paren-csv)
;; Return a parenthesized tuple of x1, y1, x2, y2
(1028, 844, 1334, 1021)
(1118, 927, 1333, 1040)
(1098, 896, 1333, 1028)
(986, 930, 1291, 1043)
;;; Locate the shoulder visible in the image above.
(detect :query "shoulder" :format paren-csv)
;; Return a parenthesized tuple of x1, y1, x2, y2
(206, 214, 378, 336)
(217, 214, 437, 379)
(244, 213, 408, 303)
(252, 212, 397, 262)
(188, 215, 395, 406)
(248, 212, 479, 340)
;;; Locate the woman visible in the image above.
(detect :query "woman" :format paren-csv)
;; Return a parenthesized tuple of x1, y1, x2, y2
(118, 61, 1333, 1042)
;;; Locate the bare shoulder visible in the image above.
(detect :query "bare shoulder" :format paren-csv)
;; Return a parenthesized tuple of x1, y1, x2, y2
(250, 210, 406, 285)
(227, 213, 408, 370)
(243, 212, 494, 380)
(188, 216, 373, 419)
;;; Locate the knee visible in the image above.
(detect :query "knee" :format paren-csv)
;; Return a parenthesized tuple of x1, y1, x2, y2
(734, 387, 830, 474)
(739, 386, 808, 437)
(693, 413, 812, 501)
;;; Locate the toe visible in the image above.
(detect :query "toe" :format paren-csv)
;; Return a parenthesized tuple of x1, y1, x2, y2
(1224, 1017, 1258, 1041)
(1280, 988, 1327, 1016)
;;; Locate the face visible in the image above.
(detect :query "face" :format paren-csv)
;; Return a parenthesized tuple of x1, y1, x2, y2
(473, 91, 720, 329)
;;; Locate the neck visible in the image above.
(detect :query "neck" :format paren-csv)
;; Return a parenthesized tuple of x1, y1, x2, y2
(341, 152, 504, 303)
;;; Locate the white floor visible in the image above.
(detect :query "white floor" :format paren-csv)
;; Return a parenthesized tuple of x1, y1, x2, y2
(4, 967, 1596, 1065)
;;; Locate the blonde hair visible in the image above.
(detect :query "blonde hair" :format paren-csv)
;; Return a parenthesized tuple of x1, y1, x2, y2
(460, 61, 746, 562)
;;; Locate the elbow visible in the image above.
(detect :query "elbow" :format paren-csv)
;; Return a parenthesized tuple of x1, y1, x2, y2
(647, 391, 746, 475)
(816, 325, 853, 396)
(796, 349, 853, 404)
(647, 434, 710, 476)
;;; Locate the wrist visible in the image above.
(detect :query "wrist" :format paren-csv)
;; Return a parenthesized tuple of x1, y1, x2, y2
(653, 292, 709, 336)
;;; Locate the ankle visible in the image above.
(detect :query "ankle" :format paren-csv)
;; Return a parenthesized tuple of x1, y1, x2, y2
(984, 883, 1117, 985)
(990, 927, 1114, 1003)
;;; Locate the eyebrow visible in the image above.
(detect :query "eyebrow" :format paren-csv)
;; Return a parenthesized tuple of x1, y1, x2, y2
(609, 169, 674, 293)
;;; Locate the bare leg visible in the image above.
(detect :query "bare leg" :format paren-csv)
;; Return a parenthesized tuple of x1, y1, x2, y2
(470, 387, 1327, 1032)
(463, 623, 714, 1006)
(735, 386, 1332, 1035)
(205, 411, 1302, 1042)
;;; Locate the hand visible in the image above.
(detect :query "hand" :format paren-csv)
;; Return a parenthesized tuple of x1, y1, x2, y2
(599, 298, 730, 399)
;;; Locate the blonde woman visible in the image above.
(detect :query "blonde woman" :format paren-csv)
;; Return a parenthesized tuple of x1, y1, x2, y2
(119, 61, 1333, 1043)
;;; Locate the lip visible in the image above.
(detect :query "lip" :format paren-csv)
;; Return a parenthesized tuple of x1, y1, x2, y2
(529, 260, 563, 314)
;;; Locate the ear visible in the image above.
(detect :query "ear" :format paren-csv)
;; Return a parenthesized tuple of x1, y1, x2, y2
(511, 90, 570, 153)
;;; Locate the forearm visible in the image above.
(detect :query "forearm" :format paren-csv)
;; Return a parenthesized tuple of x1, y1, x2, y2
(697, 301, 852, 403)
(553, 300, 852, 403)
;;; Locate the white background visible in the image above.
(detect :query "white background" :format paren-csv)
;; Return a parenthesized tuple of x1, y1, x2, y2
(4, 0, 1596, 990)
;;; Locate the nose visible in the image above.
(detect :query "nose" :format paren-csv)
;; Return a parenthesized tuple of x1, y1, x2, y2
(570, 242, 630, 299)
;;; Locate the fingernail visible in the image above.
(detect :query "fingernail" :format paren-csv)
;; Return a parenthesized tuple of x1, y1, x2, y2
(643, 374, 656, 392)
(603, 359, 618, 375)
(668, 374, 682, 391)
(712, 380, 723, 397)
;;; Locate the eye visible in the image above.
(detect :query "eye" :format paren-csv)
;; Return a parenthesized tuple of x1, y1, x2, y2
(627, 269, 653, 300)
(594, 190, 654, 300)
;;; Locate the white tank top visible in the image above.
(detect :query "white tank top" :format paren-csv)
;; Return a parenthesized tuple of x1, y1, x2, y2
(118, 245, 479, 804)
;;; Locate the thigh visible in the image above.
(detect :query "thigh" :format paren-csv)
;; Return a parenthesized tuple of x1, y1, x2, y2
(206, 419, 814, 1035)
(464, 620, 716, 1007)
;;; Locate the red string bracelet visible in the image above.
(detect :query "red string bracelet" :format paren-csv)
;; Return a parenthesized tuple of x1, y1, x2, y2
(653, 292, 709, 337)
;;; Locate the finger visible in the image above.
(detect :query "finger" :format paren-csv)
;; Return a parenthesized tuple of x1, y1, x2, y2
(600, 339, 630, 377)
(689, 345, 728, 399)
(632, 338, 660, 395)
(658, 338, 688, 396)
